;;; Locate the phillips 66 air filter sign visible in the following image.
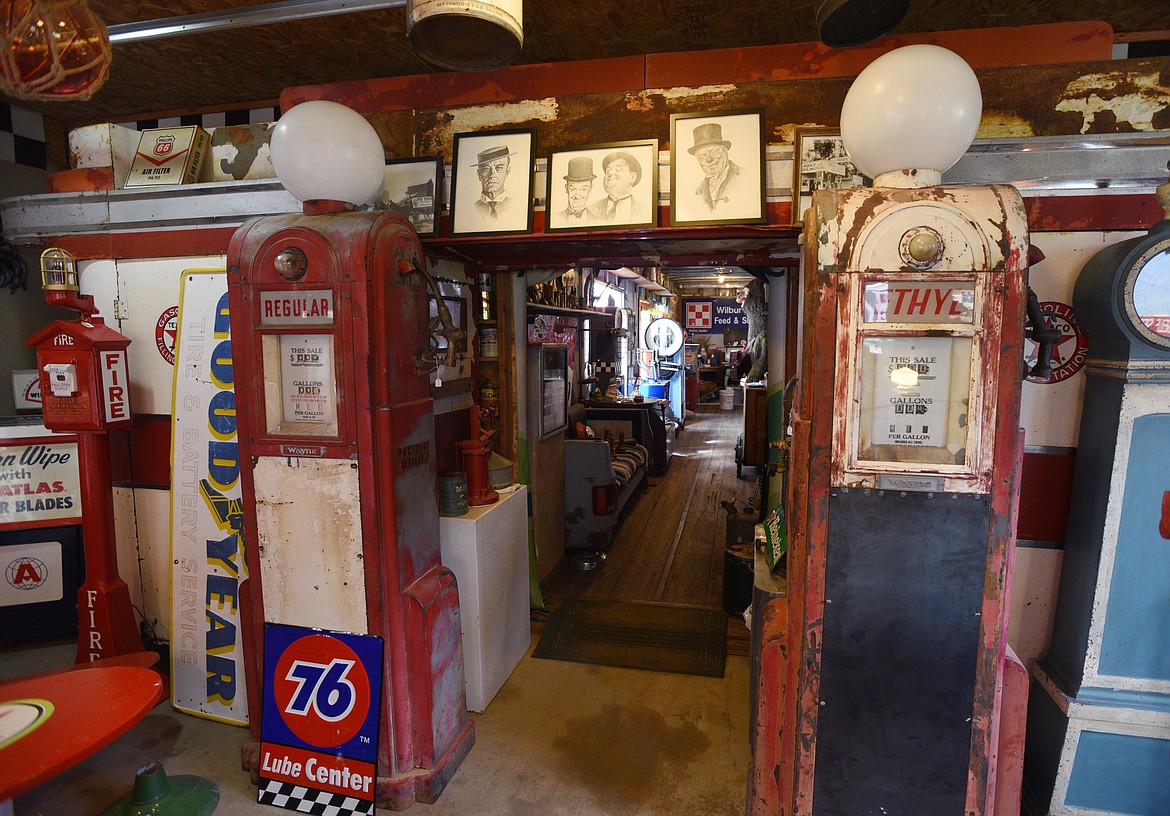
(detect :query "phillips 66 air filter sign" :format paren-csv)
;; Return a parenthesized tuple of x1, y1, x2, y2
(169, 270, 249, 725)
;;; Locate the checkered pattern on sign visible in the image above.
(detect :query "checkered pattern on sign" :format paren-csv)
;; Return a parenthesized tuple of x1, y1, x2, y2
(119, 106, 280, 132)
(258, 779, 373, 815)
(686, 302, 712, 329)
(593, 361, 617, 374)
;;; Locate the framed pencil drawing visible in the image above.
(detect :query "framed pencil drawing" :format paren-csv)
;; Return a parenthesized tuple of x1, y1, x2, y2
(545, 140, 659, 232)
(359, 156, 441, 237)
(670, 109, 765, 227)
(791, 127, 868, 227)
(450, 128, 535, 236)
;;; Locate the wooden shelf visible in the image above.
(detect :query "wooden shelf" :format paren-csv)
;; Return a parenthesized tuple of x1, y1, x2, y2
(525, 303, 611, 319)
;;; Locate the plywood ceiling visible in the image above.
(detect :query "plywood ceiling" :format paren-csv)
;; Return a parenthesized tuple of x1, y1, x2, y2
(6, 1, 1170, 124)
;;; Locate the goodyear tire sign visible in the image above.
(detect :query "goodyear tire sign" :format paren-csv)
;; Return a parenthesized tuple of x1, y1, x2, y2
(169, 270, 248, 724)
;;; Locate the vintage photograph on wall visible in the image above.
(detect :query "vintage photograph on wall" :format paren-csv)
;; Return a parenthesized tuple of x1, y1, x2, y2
(669, 109, 765, 227)
(791, 127, 868, 227)
(545, 140, 659, 232)
(450, 128, 535, 236)
(359, 156, 441, 237)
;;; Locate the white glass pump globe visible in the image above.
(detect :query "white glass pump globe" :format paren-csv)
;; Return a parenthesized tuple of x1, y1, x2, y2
(840, 45, 982, 180)
(270, 101, 386, 205)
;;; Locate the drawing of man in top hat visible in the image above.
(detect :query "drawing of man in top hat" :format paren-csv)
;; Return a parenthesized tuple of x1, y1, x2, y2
(471, 144, 520, 221)
(587, 151, 644, 222)
(558, 156, 595, 225)
(689, 122, 744, 212)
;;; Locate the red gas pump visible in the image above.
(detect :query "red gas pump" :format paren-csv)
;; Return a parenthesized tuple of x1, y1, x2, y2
(228, 207, 474, 808)
(25, 248, 144, 664)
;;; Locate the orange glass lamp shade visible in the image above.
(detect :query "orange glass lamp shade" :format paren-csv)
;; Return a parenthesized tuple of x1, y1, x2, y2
(1, 0, 111, 101)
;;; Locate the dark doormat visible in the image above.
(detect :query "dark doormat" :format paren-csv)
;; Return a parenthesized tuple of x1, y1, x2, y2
(533, 599, 727, 677)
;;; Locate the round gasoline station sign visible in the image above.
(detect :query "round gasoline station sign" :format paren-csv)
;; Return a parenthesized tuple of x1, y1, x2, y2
(1026, 301, 1087, 384)
(155, 306, 179, 365)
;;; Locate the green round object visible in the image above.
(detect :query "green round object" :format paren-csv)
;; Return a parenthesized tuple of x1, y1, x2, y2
(101, 762, 220, 816)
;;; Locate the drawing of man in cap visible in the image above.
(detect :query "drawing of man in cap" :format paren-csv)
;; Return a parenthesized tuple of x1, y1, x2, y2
(558, 156, 595, 225)
(587, 150, 643, 222)
(471, 144, 519, 221)
(689, 122, 744, 212)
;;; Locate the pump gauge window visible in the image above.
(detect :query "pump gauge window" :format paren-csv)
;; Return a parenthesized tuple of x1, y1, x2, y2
(260, 334, 340, 437)
(1128, 243, 1170, 349)
(856, 335, 972, 466)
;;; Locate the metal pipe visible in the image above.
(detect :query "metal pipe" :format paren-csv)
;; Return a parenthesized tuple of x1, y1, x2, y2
(107, 0, 407, 44)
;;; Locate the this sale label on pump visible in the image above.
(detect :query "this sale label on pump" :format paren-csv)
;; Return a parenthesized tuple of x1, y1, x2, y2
(259, 624, 383, 814)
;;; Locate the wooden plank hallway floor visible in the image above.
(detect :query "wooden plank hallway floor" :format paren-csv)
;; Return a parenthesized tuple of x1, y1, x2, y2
(540, 401, 762, 656)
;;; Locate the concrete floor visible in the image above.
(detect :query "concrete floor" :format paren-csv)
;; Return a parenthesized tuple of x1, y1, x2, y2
(5, 634, 752, 816)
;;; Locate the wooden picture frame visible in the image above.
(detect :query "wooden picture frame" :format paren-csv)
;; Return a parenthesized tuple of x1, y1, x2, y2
(545, 139, 659, 232)
(669, 109, 765, 227)
(450, 128, 535, 236)
(359, 156, 441, 237)
(791, 127, 868, 227)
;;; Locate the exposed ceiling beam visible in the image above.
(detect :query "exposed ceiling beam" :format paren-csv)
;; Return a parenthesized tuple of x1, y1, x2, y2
(107, 0, 406, 44)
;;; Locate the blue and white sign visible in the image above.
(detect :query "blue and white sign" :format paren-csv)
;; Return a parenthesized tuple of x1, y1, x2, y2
(260, 623, 383, 814)
(684, 298, 749, 331)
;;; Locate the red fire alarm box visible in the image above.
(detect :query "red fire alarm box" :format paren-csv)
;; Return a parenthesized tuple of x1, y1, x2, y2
(25, 318, 132, 433)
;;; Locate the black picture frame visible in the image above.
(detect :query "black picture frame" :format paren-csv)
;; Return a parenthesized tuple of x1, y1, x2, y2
(669, 109, 766, 227)
(359, 156, 442, 237)
(450, 128, 535, 237)
(545, 139, 659, 232)
(792, 127, 868, 227)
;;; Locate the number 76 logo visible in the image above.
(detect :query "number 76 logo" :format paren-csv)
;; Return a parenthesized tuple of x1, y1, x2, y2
(284, 659, 357, 721)
(270, 633, 374, 748)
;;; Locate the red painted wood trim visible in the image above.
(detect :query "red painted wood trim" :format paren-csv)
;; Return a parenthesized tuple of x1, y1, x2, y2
(282, 55, 648, 114)
(284, 23, 1110, 114)
(1026, 193, 1162, 232)
(109, 415, 172, 487)
(1017, 450, 1075, 543)
(646, 22, 1114, 87)
(49, 228, 236, 261)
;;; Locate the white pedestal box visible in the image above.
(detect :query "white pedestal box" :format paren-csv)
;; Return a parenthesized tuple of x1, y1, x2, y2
(439, 485, 530, 713)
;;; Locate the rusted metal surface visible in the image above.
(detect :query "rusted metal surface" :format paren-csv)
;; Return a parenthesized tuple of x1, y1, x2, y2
(283, 55, 649, 114)
(644, 21, 1114, 87)
(992, 646, 1030, 816)
(748, 580, 789, 816)
(400, 57, 1170, 165)
(208, 124, 275, 182)
(47, 167, 116, 193)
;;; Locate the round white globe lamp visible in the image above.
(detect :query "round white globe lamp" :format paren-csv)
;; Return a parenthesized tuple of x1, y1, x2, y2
(840, 45, 982, 188)
(270, 100, 386, 209)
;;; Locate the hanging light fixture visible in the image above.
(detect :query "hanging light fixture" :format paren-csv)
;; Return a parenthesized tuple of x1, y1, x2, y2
(1, 0, 111, 102)
(407, 0, 522, 71)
